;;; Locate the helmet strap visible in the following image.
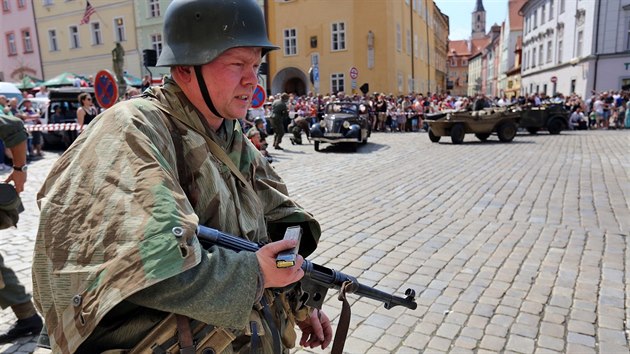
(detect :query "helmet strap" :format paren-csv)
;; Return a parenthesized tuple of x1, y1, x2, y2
(194, 65, 224, 119)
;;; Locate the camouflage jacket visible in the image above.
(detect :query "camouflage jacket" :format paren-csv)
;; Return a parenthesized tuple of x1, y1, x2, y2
(32, 78, 320, 353)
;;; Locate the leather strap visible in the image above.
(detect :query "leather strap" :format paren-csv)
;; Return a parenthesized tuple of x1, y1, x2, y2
(175, 315, 195, 354)
(260, 297, 282, 354)
(331, 281, 353, 354)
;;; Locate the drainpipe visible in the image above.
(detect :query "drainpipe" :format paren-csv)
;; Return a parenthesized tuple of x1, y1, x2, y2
(425, 1, 431, 94)
(31, 0, 45, 80)
(263, 0, 272, 95)
(592, 0, 601, 92)
(410, 1, 415, 92)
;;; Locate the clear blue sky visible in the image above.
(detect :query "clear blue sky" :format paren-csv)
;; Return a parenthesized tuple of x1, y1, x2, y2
(434, 0, 508, 40)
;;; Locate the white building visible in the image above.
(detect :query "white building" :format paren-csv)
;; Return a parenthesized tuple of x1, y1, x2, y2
(521, 0, 630, 98)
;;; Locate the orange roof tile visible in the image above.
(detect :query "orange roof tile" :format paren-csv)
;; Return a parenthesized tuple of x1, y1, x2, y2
(509, 0, 527, 31)
(448, 40, 470, 57)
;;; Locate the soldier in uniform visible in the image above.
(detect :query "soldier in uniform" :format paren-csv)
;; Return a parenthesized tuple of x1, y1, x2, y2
(270, 93, 289, 150)
(31, 0, 332, 353)
(0, 114, 43, 344)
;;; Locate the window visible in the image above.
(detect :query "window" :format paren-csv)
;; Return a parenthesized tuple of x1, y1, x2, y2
(148, 0, 160, 18)
(91, 22, 102, 45)
(576, 30, 583, 57)
(462, 59, 467, 66)
(397, 73, 403, 92)
(150, 33, 162, 56)
(18, 0, 26, 9)
(547, 40, 552, 63)
(560, 0, 565, 14)
(331, 73, 344, 94)
(114, 17, 126, 42)
(414, 34, 418, 58)
(539, 44, 543, 64)
(549, 0, 554, 20)
(406, 29, 411, 55)
(48, 29, 58, 51)
(2, 0, 9, 11)
(627, 19, 630, 50)
(541, 4, 546, 25)
(22, 29, 33, 52)
(331, 22, 345, 51)
(396, 23, 401, 52)
(69, 25, 80, 49)
(557, 39, 563, 63)
(42, 0, 53, 5)
(6, 32, 17, 55)
(533, 10, 538, 29)
(532, 47, 537, 67)
(283, 28, 297, 56)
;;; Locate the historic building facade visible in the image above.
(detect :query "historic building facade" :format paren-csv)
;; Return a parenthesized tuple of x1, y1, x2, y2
(266, 0, 448, 96)
(0, 0, 44, 81)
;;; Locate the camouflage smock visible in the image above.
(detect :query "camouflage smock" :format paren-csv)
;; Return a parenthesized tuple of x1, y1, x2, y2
(32, 78, 320, 353)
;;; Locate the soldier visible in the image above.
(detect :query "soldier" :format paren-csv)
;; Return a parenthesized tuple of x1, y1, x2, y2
(0, 114, 43, 344)
(32, 0, 332, 353)
(271, 93, 289, 150)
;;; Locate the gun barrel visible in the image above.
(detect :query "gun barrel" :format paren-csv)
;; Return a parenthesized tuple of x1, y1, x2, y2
(196, 225, 418, 310)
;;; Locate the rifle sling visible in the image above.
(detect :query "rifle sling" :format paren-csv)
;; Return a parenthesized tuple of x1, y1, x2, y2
(331, 281, 353, 354)
(175, 315, 195, 354)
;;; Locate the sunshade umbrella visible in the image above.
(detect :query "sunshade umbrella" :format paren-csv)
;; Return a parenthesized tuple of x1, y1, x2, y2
(123, 73, 143, 87)
(41, 72, 80, 87)
(15, 75, 42, 90)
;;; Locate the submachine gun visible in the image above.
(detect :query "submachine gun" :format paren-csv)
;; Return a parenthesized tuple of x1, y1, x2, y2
(196, 225, 418, 311)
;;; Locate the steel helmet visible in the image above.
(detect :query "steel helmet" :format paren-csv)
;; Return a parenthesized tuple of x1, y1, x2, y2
(156, 0, 279, 67)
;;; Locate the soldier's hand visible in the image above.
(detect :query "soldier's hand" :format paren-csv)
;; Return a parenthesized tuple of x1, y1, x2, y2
(5, 171, 26, 194)
(297, 309, 333, 349)
(255, 239, 304, 288)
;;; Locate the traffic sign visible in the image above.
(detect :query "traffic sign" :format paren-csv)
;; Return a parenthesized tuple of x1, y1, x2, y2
(94, 70, 119, 109)
(350, 67, 359, 80)
(251, 84, 266, 109)
(550, 76, 558, 83)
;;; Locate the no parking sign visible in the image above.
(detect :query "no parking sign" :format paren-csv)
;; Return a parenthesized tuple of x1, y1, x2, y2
(94, 70, 119, 109)
(251, 84, 266, 109)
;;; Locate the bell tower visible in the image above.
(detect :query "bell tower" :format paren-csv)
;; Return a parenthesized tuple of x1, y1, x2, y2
(471, 0, 486, 39)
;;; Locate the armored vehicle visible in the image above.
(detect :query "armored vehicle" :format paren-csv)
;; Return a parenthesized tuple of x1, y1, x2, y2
(426, 108, 520, 144)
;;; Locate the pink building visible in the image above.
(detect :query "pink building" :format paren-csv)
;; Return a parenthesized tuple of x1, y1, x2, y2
(0, 0, 43, 81)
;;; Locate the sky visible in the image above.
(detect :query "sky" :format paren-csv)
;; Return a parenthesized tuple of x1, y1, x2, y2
(434, 0, 508, 40)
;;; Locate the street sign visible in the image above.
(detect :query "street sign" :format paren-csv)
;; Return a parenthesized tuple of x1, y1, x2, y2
(350, 67, 359, 80)
(550, 76, 558, 83)
(251, 84, 266, 109)
(94, 70, 119, 109)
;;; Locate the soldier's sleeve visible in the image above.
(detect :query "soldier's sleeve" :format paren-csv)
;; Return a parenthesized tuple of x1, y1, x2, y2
(0, 114, 28, 147)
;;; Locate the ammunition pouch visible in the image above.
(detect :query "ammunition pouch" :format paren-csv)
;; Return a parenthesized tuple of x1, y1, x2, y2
(129, 313, 235, 354)
(0, 183, 24, 230)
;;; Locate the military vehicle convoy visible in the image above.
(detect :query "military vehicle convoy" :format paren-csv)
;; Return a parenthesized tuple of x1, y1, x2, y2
(518, 104, 570, 134)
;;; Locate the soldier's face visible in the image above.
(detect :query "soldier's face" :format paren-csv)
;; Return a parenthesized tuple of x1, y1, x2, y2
(200, 47, 262, 121)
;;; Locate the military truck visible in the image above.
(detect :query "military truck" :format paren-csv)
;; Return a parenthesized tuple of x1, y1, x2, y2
(518, 104, 569, 134)
(426, 108, 520, 144)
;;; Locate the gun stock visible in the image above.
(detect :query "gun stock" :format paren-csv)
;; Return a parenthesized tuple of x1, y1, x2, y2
(196, 225, 417, 311)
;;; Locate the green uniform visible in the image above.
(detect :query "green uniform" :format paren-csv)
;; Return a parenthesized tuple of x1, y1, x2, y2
(270, 99, 288, 148)
(0, 115, 30, 310)
(32, 78, 320, 353)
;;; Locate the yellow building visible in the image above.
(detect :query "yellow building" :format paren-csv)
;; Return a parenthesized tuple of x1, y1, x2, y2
(33, 0, 140, 82)
(266, 0, 446, 96)
(433, 3, 449, 93)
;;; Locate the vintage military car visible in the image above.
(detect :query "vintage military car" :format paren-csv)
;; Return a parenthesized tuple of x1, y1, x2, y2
(518, 104, 569, 134)
(426, 107, 520, 144)
(309, 101, 370, 152)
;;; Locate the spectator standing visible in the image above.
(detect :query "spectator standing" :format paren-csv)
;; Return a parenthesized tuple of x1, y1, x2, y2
(76, 92, 98, 129)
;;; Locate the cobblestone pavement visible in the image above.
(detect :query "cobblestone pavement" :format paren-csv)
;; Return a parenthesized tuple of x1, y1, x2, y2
(1, 129, 629, 354)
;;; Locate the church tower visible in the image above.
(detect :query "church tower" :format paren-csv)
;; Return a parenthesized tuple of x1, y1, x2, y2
(471, 0, 487, 39)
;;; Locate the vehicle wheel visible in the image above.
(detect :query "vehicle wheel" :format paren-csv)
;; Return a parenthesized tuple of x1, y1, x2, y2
(450, 123, 465, 144)
(428, 128, 441, 143)
(498, 122, 517, 142)
(475, 133, 490, 141)
(350, 142, 358, 152)
(527, 128, 538, 135)
(314, 141, 320, 152)
(548, 118, 563, 135)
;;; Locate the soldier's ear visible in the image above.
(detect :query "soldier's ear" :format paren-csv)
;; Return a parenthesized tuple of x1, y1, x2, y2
(171, 66, 194, 84)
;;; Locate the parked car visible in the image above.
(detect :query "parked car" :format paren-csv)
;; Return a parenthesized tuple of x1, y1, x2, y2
(426, 107, 521, 144)
(40, 87, 97, 149)
(309, 101, 370, 152)
(518, 104, 569, 134)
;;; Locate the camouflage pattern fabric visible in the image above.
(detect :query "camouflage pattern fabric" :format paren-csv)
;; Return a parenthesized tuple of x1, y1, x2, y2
(0, 114, 29, 148)
(32, 78, 320, 353)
